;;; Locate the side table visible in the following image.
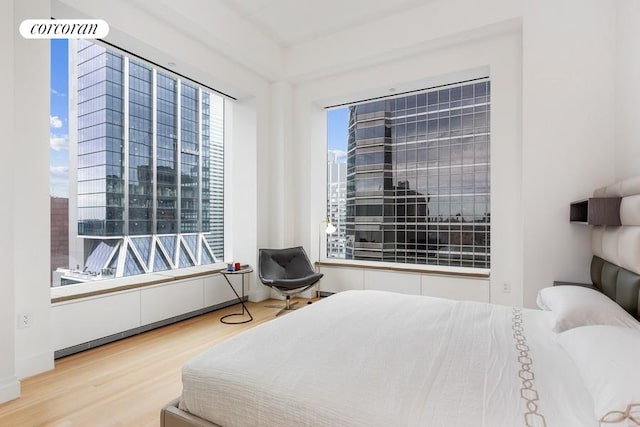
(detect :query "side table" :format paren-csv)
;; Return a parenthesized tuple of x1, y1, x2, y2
(220, 266, 254, 324)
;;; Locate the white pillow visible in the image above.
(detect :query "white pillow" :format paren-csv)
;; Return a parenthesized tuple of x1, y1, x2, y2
(535, 290, 550, 311)
(559, 325, 640, 423)
(536, 285, 639, 332)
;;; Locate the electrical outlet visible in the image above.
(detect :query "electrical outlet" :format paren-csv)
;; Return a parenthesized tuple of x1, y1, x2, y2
(17, 312, 33, 329)
(503, 283, 511, 293)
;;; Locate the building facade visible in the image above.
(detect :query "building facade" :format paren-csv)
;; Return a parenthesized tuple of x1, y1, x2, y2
(50, 197, 69, 281)
(327, 152, 347, 258)
(344, 80, 491, 268)
(66, 39, 225, 282)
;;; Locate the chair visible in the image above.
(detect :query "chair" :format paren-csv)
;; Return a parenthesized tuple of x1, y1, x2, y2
(258, 246, 324, 316)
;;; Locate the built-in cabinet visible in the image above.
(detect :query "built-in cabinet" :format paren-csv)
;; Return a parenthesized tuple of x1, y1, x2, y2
(51, 273, 246, 357)
(318, 265, 490, 303)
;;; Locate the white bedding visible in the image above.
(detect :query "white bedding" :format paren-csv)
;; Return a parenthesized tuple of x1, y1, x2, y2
(179, 290, 596, 427)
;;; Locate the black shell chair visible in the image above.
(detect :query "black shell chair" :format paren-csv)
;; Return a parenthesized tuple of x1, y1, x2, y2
(258, 246, 323, 316)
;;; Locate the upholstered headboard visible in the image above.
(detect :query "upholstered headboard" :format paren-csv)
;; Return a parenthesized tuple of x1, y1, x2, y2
(590, 256, 640, 320)
(590, 176, 640, 321)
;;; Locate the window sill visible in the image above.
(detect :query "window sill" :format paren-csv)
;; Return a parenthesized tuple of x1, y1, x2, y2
(316, 259, 490, 278)
(51, 263, 228, 304)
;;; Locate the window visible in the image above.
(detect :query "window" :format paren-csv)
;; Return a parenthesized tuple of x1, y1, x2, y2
(50, 39, 226, 286)
(326, 79, 490, 269)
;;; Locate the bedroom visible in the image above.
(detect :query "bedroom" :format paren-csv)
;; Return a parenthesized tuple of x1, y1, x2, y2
(1, 0, 639, 425)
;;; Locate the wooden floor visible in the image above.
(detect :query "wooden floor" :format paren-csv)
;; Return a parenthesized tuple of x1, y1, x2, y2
(0, 298, 311, 427)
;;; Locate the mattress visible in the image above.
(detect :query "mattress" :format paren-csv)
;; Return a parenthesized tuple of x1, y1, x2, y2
(179, 290, 596, 426)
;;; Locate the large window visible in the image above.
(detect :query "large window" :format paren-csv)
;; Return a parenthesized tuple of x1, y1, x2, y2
(327, 79, 490, 269)
(49, 39, 226, 286)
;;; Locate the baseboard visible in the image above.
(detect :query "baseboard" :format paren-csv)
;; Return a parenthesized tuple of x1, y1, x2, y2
(0, 375, 20, 404)
(15, 350, 54, 380)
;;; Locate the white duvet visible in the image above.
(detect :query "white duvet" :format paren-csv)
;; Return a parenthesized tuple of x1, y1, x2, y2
(179, 290, 596, 427)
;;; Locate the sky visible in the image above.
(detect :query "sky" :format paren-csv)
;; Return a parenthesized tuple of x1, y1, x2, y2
(50, 39, 70, 197)
(327, 107, 348, 162)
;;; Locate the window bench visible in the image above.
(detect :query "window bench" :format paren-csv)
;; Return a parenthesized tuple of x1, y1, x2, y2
(51, 264, 229, 303)
(51, 265, 251, 358)
(316, 261, 491, 302)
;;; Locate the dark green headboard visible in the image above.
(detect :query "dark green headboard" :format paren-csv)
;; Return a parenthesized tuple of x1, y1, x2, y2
(591, 255, 640, 320)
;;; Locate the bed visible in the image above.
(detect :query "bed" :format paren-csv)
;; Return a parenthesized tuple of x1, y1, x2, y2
(162, 287, 639, 427)
(162, 176, 640, 427)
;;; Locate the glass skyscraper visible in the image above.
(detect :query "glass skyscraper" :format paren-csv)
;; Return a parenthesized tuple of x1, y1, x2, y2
(341, 80, 490, 268)
(66, 40, 225, 282)
(327, 152, 347, 258)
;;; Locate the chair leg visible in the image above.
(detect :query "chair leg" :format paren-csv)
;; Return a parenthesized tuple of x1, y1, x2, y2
(273, 296, 299, 316)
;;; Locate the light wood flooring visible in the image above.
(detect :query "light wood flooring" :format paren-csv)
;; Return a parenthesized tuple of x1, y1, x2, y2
(0, 298, 311, 427)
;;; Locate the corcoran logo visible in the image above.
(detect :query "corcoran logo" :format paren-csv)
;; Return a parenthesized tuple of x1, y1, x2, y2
(19, 19, 109, 39)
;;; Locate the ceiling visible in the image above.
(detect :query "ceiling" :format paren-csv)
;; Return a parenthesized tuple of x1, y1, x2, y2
(57, 0, 482, 92)
(217, 0, 432, 47)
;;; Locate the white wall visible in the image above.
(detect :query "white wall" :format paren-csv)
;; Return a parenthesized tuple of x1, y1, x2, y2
(228, 98, 270, 301)
(614, 0, 640, 181)
(267, 82, 296, 249)
(521, 0, 617, 307)
(13, 0, 55, 380)
(0, 0, 20, 404)
(293, 27, 524, 306)
(287, 0, 627, 309)
(286, 0, 523, 82)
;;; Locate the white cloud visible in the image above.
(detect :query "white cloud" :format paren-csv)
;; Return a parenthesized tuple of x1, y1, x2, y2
(49, 164, 70, 197)
(328, 149, 347, 162)
(51, 89, 66, 97)
(50, 165, 69, 176)
(50, 115, 63, 129)
(49, 183, 69, 198)
(50, 134, 68, 151)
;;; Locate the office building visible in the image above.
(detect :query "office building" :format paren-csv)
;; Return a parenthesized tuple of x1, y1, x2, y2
(326, 152, 347, 258)
(344, 81, 491, 268)
(65, 39, 225, 282)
